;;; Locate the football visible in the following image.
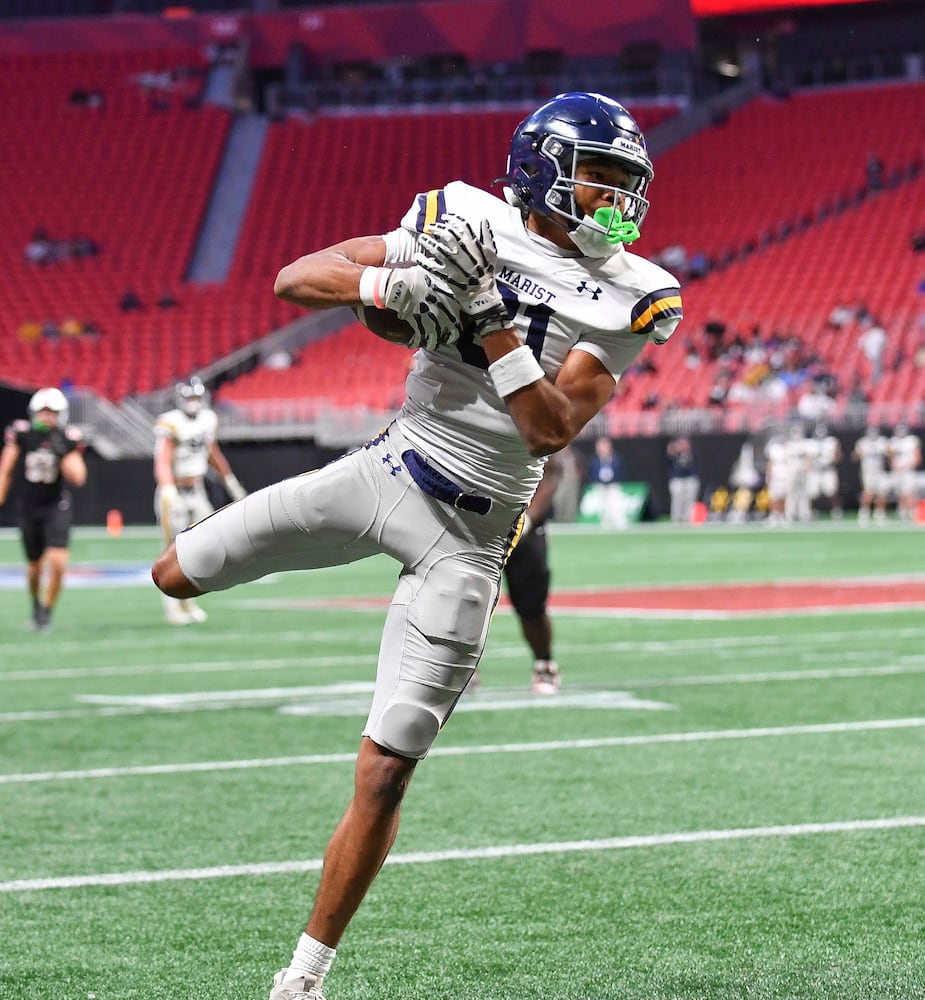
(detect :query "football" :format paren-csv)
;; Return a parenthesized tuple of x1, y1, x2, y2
(351, 304, 417, 346)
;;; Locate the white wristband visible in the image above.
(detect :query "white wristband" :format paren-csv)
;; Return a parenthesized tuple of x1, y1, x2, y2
(359, 267, 390, 309)
(488, 345, 545, 398)
(159, 484, 179, 504)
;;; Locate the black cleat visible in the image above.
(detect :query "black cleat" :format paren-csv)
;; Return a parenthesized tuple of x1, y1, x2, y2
(31, 602, 52, 632)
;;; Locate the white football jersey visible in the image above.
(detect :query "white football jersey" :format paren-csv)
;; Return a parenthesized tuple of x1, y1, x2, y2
(815, 435, 840, 470)
(854, 434, 888, 475)
(889, 433, 921, 472)
(384, 181, 682, 505)
(154, 407, 218, 480)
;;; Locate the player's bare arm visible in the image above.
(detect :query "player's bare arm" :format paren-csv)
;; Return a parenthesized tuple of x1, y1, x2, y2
(208, 441, 233, 480)
(60, 450, 87, 489)
(0, 441, 19, 506)
(482, 334, 615, 456)
(153, 436, 177, 487)
(274, 236, 387, 308)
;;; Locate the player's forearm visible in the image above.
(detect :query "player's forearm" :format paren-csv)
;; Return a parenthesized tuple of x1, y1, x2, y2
(274, 238, 386, 309)
(480, 332, 610, 456)
(62, 456, 87, 488)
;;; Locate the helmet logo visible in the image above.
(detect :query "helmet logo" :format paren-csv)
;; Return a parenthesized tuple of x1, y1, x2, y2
(612, 135, 642, 152)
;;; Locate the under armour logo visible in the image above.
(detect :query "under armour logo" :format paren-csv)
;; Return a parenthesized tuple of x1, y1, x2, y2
(577, 281, 602, 300)
(381, 453, 402, 476)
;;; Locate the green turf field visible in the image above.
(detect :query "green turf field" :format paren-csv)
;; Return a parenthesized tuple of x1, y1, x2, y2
(1, 523, 923, 1000)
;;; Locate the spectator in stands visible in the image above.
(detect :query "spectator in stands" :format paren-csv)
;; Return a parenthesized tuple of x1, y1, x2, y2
(826, 302, 854, 330)
(708, 370, 731, 407)
(911, 229, 925, 253)
(865, 153, 885, 192)
(24, 229, 53, 265)
(914, 342, 925, 368)
(854, 301, 874, 325)
(704, 317, 726, 360)
(17, 320, 42, 344)
(688, 250, 710, 280)
(158, 290, 179, 310)
(846, 373, 870, 408)
(70, 235, 99, 258)
(264, 348, 294, 370)
(119, 288, 144, 312)
(41, 319, 60, 341)
(656, 243, 688, 278)
(859, 318, 887, 384)
(744, 326, 768, 364)
(68, 87, 104, 109)
(60, 317, 84, 339)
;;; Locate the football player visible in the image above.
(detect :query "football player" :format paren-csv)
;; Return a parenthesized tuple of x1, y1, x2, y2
(0, 387, 87, 630)
(852, 424, 890, 523)
(887, 422, 922, 520)
(153, 377, 247, 625)
(152, 92, 681, 1000)
(808, 422, 843, 519)
(505, 451, 563, 694)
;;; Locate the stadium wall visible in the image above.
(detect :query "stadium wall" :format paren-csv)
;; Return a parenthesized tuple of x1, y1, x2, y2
(0, 433, 876, 529)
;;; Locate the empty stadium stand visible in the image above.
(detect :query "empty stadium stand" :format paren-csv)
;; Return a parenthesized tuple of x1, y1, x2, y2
(2, 36, 923, 439)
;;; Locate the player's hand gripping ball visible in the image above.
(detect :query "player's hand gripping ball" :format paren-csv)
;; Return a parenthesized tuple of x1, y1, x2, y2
(416, 215, 511, 339)
(355, 263, 462, 351)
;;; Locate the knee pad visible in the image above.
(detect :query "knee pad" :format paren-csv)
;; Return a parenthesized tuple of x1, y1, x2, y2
(372, 700, 442, 759)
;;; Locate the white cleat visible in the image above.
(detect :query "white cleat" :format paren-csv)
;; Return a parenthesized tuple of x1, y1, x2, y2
(531, 659, 561, 695)
(164, 609, 192, 626)
(182, 599, 208, 623)
(269, 970, 327, 1000)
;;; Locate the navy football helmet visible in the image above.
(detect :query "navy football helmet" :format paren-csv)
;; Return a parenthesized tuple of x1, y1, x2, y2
(504, 92, 654, 254)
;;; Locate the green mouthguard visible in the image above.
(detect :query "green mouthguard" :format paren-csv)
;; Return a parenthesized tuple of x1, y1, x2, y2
(593, 206, 640, 244)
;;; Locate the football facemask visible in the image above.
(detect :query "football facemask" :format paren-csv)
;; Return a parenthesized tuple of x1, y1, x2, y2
(175, 377, 208, 416)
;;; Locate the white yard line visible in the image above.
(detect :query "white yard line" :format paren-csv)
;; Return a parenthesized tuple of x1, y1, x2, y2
(2, 660, 924, 723)
(2, 717, 922, 784)
(3, 628, 925, 682)
(2, 816, 922, 893)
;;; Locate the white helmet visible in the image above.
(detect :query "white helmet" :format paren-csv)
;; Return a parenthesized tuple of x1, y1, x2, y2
(174, 376, 208, 416)
(28, 386, 69, 427)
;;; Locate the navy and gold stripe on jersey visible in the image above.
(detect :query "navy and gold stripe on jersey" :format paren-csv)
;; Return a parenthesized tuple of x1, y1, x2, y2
(630, 287, 683, 340)
(413, 189, 447, 233)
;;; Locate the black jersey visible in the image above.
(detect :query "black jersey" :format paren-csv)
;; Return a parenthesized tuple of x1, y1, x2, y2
(3, 419, 84, 507)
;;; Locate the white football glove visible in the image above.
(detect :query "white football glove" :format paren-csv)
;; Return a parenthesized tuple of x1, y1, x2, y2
(361, 265, 461, 351)
(416, 215, 511, 340)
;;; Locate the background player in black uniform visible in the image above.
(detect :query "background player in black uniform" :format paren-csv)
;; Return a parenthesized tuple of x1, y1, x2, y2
(504, 451, 563, 694)
(0, 387, 87, 630)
